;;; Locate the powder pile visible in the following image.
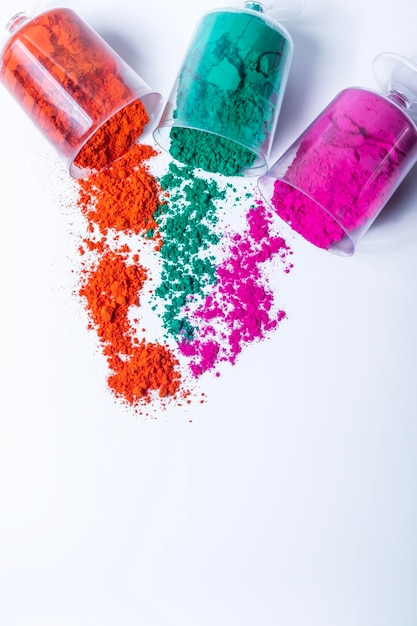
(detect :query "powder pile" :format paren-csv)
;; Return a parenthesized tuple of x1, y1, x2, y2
(75, 99, 149, 173)
(169, 9, 291, 175)
(178, 199, 293, 376)
(76, 143, 188, 411)
(77, 143, 160, 237)
(153, 162, 226, 340)
(266, 88, 417, 250)
(79, 248, 181, 404)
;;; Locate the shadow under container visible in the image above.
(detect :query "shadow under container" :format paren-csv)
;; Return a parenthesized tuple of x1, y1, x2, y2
(153, 6, 293, 176)
(258, 86, 417, 255)
(0, 7, 162, 178)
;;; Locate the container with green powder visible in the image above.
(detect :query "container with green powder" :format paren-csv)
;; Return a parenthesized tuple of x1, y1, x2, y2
(153, 2, 297, 176)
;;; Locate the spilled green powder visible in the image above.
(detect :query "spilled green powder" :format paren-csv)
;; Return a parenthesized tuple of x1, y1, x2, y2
(169, 9, 292, 175)
(153, 162, 227, 339)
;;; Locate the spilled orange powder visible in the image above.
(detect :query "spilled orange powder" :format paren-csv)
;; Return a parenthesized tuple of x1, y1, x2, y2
(77, 143, 161, 237)
(77, 143, 190, 411)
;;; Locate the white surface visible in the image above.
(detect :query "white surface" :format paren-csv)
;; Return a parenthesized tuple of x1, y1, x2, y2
(1, 0, 417, 624)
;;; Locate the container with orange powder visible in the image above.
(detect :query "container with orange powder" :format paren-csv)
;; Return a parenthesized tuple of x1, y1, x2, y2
(0, 3, 162, 177)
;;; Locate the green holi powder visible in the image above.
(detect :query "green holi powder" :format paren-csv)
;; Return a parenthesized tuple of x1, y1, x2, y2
(169, 9, 292, 175)
(170, 128, 255, 177)
(153, 162, 227, 340)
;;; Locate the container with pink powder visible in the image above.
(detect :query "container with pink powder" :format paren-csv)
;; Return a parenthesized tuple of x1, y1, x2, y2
(258, 53, 417, 255)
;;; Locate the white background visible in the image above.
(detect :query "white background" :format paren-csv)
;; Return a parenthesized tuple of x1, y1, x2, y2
(1, 0, 417, 624)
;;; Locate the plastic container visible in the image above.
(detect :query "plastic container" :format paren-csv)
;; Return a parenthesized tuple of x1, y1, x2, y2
(153, 1, 303, 177)
(258, 53, 417, 255)
(0, 3, 162, 178)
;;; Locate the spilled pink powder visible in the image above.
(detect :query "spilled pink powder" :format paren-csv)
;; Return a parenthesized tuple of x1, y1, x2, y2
(179, 199, 292, 376)
(268, 88, 416, 250)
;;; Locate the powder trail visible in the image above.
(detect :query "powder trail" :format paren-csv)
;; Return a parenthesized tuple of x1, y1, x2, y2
(153, 161, 227, 340)
(76, 144, 189, 411)
(178, 199, 292, 376)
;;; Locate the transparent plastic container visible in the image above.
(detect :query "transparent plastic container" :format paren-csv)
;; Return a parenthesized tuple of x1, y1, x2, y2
(153, 1, 303, 177)
(0, 3, 162, 178)
(258, 53, 417, 255)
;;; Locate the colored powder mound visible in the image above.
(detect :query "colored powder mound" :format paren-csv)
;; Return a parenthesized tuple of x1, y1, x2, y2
(77, 143, 161, 237)
(269, 89, 412, 250)
(79, 249, 146, 356)
(153, 161, 226, 340)
(170, 128, 255, 177)
(75, 98, 150, 172)
(272, 182, 346, 249)
(169, 10, 290, 175)
(76, 143, 187, 410)
(178, 199, 293, 376)
(79, 248, 181, 405)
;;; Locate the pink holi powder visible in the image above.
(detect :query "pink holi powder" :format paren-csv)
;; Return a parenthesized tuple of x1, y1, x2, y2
(179, 200, 292, 376)
(268, 88, 417, 251)
(272, 182, 345, 249)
